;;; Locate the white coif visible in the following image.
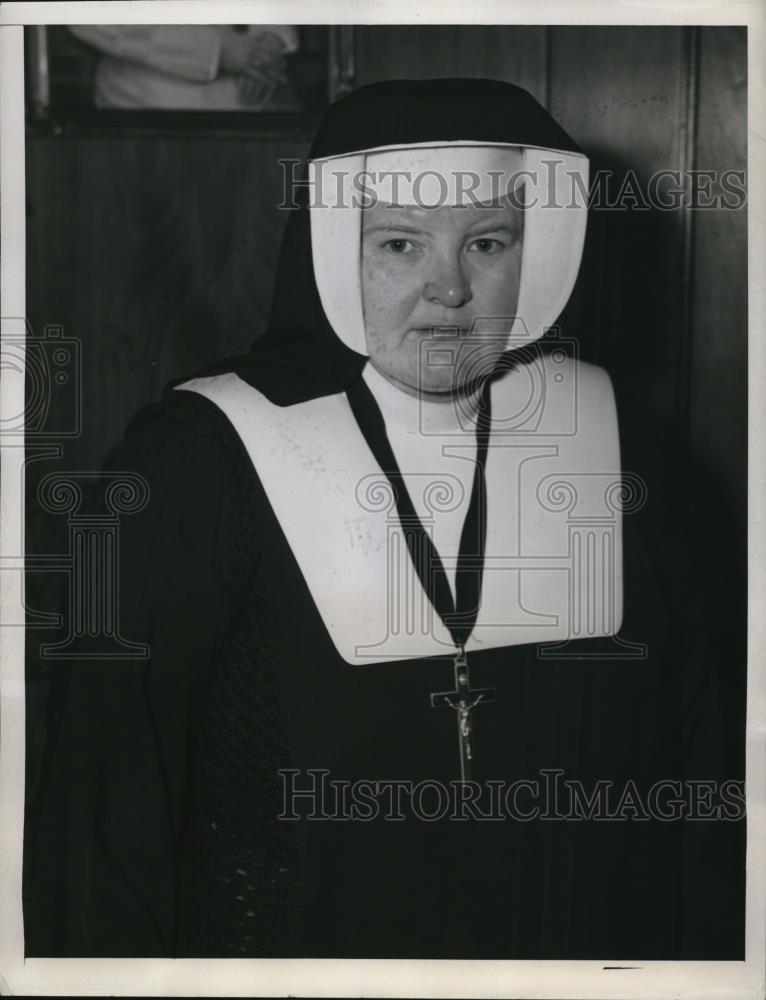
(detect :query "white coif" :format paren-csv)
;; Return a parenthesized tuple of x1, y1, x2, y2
(309, 141, 590, 356)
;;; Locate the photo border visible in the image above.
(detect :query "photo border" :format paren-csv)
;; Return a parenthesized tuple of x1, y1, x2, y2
(1, 1, 762, 997)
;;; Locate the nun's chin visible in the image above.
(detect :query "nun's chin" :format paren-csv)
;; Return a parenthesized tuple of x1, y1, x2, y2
(364, 356, 458, 400)
(409, 365, 473, 399)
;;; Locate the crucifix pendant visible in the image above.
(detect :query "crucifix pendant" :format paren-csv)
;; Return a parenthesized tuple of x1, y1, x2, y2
(430, 645, 496, 782)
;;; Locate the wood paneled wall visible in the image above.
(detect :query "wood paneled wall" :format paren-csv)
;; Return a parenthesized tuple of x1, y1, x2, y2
(690, 28, 747, 512)
(25, 25, 747, 512)
(354, 26, 548, 102)
(26, 133, 309, 475)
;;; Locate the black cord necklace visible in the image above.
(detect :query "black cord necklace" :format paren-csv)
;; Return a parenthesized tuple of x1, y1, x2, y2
(346, 374, 497, 781)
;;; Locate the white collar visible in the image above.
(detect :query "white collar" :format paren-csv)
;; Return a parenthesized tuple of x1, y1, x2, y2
(361, 361, 479, 436)
(177, 354, 624, 665)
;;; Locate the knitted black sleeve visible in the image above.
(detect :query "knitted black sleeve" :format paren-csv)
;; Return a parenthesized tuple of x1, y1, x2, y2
(24, 388, 301, 958)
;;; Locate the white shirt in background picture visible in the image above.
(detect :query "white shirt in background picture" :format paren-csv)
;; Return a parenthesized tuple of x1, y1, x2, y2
(68, 25, 301, 111)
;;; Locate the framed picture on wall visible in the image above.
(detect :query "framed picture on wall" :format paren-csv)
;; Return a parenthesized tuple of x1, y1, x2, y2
(24, 24, 355, 131)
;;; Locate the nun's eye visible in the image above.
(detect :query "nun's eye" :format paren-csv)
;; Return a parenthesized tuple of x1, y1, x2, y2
(467, 237, 505, 255)
(382, 238, 415, 255)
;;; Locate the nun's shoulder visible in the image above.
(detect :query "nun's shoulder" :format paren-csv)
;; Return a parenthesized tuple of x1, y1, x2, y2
(101, 384, 261, 611)
(497, 352, 616, 435)
(104, 382, 254, 492)
(553, 354, 614, 398)
(514, 351, 615, 402)
(570, 358, 618, 430)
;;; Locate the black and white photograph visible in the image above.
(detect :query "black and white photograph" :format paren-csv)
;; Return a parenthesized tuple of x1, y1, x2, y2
(0, 1, 762, 997)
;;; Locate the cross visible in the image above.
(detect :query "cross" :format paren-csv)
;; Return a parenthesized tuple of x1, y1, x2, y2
(430, 645, 496, 782)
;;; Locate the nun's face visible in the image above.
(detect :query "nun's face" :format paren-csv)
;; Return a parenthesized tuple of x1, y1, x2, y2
(361, 197, 523, 398)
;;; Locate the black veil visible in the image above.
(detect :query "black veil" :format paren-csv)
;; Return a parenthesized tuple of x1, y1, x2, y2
(169, 78, 582, 405)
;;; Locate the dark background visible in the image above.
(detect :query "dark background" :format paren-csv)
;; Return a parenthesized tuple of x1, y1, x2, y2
(23, 23, 747, 811)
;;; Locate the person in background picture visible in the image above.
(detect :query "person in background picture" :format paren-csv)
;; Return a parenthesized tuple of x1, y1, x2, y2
(68, 25, 302, 111)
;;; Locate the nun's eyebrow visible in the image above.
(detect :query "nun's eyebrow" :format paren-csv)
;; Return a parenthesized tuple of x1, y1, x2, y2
(362, 221, 520, 238)
(465, 222, 520, 238)
(363, 222, 429, 236)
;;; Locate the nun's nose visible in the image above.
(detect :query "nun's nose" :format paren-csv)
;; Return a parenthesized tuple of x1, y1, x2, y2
(423, 253, 473, 308)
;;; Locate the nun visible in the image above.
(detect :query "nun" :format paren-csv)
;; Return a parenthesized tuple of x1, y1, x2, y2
(24, 79, 744, 960)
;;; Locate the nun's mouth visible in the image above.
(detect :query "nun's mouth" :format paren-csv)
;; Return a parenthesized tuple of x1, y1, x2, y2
(414, 325, 469, 337)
